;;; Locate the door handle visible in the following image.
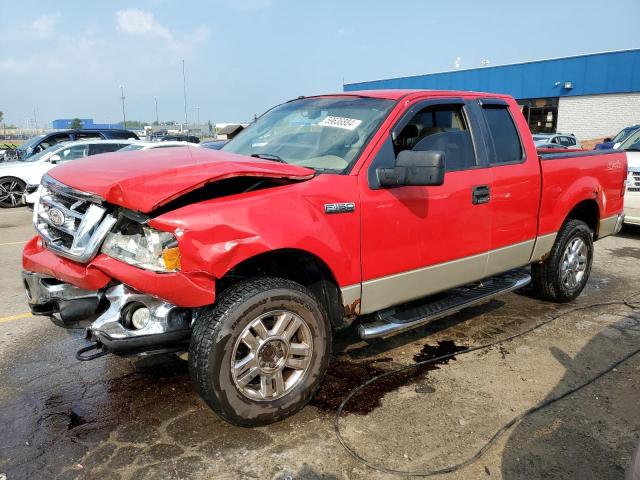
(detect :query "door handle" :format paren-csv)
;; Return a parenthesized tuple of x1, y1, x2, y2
(472, 185, 490, 205)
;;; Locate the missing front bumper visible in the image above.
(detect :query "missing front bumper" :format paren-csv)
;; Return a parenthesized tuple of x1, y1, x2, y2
(22, 270, 193, 356)
(22, 270, 103, 327)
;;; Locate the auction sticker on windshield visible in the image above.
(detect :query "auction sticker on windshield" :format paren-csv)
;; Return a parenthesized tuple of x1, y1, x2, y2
(318, 116, 362, 130)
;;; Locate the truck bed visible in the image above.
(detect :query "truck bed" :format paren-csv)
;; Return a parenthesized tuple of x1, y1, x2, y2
(537, 149, 627, 237)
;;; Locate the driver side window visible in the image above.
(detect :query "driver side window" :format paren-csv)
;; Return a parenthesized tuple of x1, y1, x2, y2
(393, 105, 477, 171)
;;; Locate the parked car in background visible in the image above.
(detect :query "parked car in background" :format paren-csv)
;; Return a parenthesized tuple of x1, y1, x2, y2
(0, 139, 136, 208)
(118, 140, 197, 151)
(200, 140, 228, 150)
(535, 143, 568, 150)
(533, 133, 582, 149)
(595, 125, 640, 150)
(22, 90, 626, 426)
(618, 129, 640, 225)
(15, 129, 139, 161)
(159, 134, 200, 144)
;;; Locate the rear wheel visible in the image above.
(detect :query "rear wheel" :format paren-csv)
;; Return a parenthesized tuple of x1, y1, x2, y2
(189, 277, 331, 426)
(531, 219, 594, 302)
(0, 177, 25, 208)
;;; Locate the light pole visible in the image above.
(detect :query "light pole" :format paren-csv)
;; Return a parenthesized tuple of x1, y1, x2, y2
(119, 85, 127, 128)
(154, 96, 159, 124)
(182, 59, 188, 131)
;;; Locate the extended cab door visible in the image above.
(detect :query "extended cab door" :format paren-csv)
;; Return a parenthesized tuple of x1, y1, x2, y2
(357, 98, 493, 314)
(477, 99, 541, 275)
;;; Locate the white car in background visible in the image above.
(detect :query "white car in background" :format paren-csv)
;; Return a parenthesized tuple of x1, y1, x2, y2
(533, 133, 582, 150)
(21, 140, 196, 207)
(1, 139, 136, 208)
(117, 140, 198, 151)
(618, 130, 640, 225)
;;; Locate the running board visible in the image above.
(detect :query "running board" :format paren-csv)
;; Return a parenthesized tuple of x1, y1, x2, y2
(358, 270, 531, 340)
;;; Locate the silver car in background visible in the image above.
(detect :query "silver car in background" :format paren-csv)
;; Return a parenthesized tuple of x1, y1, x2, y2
(533, 133, 582, 149)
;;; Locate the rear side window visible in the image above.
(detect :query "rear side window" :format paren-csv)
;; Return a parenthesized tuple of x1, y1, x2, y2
(559, 136, 576, 147)
(482, 106, 523, 165)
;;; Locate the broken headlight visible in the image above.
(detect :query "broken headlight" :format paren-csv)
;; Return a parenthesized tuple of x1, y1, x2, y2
(101, 223, 181, 272)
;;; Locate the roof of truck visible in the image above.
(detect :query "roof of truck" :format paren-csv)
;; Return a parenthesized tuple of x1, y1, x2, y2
(309, 89, 513, 100)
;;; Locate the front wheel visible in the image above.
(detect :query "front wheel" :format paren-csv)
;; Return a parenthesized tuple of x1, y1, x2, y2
(0, 177, 26, 208)
(531, 219, 594, 302)
(189, 277, 331, 426)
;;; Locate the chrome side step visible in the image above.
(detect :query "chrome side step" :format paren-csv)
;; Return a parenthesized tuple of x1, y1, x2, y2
(358, 270, 531, 340)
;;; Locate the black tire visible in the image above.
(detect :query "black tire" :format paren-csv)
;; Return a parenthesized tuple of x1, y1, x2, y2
(189, 277, 332, 427)
(531, 219, 594, 302)
(0, 177, 26, 208)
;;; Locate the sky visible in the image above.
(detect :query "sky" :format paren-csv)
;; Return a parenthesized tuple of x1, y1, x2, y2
(1, 0, 639, 127)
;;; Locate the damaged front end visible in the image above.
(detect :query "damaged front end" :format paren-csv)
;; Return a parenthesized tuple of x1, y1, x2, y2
(23, 271, 194, 359)
(22, 175, 204, 360)
(22, 154, 318, 360)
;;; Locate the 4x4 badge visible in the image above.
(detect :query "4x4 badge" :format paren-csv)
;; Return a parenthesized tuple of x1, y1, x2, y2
(324, 202, 355, 214)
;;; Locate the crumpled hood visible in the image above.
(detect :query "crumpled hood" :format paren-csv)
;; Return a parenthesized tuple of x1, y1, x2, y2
(47, 146, 315, 213)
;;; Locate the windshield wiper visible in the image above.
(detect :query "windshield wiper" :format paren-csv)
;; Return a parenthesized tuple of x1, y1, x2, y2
(250, 153, 285, 163)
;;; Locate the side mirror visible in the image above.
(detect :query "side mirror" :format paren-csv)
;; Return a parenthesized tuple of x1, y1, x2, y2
(49, 154, 61, 163)
(377, 150, 445, 188)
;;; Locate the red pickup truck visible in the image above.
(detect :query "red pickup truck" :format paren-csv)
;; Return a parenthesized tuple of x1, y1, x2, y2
(22, 90, 626, 426)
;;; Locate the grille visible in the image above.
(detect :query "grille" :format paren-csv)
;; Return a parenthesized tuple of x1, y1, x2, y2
(629, 171, 640, 193)
(34, 176, 116, 263)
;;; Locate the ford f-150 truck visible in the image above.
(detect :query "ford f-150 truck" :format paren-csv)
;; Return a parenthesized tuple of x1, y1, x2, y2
(22, 90, 627, 426)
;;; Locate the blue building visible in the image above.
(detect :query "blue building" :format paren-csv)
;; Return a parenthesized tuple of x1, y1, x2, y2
(345, 48, 640, 140)
(52, 118, 123, 130)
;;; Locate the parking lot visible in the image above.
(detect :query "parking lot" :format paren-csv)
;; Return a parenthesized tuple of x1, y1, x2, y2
(0, 207, 637, 479)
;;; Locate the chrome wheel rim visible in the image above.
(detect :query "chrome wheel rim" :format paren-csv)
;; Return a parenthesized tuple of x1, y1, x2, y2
(231, 310, 313, 401)
(0, 180, 24, 206)
(560, 237, 588, 289)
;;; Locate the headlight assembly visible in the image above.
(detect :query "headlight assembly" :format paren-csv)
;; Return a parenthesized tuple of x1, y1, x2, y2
(101, 223, 181, 272)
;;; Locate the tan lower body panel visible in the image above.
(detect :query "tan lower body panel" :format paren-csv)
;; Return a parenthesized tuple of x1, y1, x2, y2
(598, 214, 623, 239)
(340, 284, 362, 315)
(485, 240, 535, 277)
(360, 252, 488, 315)
(358, 239, 538, 315)
(529, 232, 558, 263)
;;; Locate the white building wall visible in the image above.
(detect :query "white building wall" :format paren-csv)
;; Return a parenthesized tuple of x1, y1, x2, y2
(557, 92, 640, 140)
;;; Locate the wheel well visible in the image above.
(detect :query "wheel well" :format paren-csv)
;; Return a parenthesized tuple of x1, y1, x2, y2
(565, 200, 599, 237)
(218, 249, 346, 330)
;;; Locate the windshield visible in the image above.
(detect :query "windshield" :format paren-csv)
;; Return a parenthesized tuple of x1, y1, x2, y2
(612, 127, 638, 143)
(17, 143, 62, 162)
(619, 129, 640, 150)
(16, 134, 46, 152)
(222, 96, 395, 173)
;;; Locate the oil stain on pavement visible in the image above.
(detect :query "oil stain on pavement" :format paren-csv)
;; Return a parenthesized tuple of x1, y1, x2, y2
(310, 340, 467, 414)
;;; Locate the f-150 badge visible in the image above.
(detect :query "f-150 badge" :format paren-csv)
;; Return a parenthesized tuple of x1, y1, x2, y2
(324, 202, 356, 214)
